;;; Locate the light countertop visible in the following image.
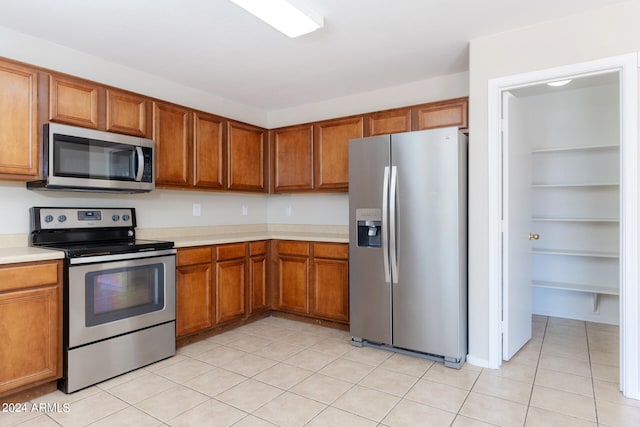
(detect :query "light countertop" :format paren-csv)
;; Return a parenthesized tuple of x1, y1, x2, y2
(0, 224, 349, 265)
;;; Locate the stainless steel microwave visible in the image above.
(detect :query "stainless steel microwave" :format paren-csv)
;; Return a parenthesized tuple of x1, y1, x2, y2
(28, 123, 154, 193)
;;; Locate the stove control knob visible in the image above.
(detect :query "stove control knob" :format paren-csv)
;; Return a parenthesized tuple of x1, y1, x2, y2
(122, 214, 130, 222)
(58, 215, 67, 223)
(44, 215, 54, 223)
(112, 214, 120, 222)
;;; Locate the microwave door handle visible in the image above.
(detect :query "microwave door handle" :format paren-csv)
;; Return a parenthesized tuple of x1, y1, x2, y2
(135, 146, 144, 182)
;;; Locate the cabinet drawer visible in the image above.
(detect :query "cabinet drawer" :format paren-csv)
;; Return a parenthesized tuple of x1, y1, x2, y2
(250, 241, 268, 256)
(177, 246, 212, 266)
(277, 241, 309, 257)
(313, 243, 348, 260)
(0, 261, 60, 292)
(216, 243, 247, 261)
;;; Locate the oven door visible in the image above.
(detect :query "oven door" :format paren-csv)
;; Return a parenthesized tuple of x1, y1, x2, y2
(67, 250, 176, 348)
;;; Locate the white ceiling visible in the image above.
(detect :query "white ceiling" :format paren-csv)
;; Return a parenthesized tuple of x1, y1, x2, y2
(0, 0, 629, 111)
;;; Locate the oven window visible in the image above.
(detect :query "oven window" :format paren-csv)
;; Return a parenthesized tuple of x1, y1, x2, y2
(85, 263, 165, 327)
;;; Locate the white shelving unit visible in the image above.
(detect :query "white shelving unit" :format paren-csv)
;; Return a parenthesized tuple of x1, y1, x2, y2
(531, 143, 620, 313)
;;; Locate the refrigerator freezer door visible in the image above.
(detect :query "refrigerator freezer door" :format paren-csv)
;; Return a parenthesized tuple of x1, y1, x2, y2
(391, 128, 467, 361)
(349, 135, 392, 345)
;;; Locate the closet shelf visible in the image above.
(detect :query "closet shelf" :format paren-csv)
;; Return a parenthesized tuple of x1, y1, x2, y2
(531, 217, 619, 223)
(531, 144, 619, 154)
(532, 248, 619, 258)
(532, 183, 619, 188)
(532, 280, 618, 312)
(532, 280, 619, 295)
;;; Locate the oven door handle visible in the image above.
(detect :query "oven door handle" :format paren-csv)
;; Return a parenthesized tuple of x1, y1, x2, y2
(69, 248, 176, 265)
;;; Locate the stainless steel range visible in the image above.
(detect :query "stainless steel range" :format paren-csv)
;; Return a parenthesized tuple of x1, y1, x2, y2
(30, 207, 176, 393)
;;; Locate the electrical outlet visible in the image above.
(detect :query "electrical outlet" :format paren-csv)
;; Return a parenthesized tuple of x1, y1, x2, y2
(242, 205, 248, 216)
(193, 203, 201, 217)
(285, 206, 292, 217)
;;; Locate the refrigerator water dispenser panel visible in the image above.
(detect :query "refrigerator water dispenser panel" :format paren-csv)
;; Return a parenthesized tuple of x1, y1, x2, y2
(356, 208, 382, 248)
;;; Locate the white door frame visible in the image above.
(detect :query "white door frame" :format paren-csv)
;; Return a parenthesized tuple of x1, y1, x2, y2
(487, 53, 639, 399)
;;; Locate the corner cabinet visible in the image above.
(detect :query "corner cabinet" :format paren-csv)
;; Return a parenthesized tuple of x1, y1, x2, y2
(0, 261, 62, 398)
(227, 121, 267, 192)
(272, 124, 314, 192)
(0, 60, 39, 180)
(531, 144, 620, 311)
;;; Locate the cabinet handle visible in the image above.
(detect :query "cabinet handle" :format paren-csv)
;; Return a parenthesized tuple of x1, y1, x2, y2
(529, 232, 540, 240)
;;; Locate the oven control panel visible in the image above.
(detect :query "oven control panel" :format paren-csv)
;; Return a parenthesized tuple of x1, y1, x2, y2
(32, 207, 135, 230)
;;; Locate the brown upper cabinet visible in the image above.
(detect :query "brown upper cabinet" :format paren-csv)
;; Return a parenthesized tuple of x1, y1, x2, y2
(272, 124, 314, 192)
(227, 121, 267, 192)
(48, 75, 100, 129)
(106, 89, 148, 137)
(193, 112, 225, 189)
(412, 97, 468, 131)
(314, 116, 363, 191)
(153, 101, 191, 187)
(0, 59, 39, 180)
(366, 108, 412, 136)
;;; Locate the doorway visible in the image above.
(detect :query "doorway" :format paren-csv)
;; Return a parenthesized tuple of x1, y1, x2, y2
(487, 53, 639, 399)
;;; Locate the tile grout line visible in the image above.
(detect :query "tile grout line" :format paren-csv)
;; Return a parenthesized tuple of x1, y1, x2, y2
(522, 315, 549, 426)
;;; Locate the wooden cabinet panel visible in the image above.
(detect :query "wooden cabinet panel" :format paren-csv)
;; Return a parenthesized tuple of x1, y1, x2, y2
(250, 241, 268, 256)
(311, 258, 349, 322)
(0, 61, 38, 179)
(0, 285, 60, 395)
(413, 98, 468, 131)
(312, 243, 348, 260)
(249, 254, 268, 314)
(0, 262, 59, 293)
(0, 260, 62, 397)
(176, 262, 213, 337)
(314, 116, 363, 191)
(49, 75, 99, 129)
(153, 101, 191, 187)
(194, 112, 225, 189)
(277, 255, 309, 314)
(216, 258, 246, 323)
(272, 124, 314, 192)
(227, 121, 266, 192)
(106, 89, 147, 137)
(367, 108, 411, 136)
(216, 242, 246, 261)
(277, 241, 309, 257)
(176, 246, 212, 267)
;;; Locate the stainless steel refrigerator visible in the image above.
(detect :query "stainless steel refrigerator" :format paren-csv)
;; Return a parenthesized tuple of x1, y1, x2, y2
(349, 127, 467, 368)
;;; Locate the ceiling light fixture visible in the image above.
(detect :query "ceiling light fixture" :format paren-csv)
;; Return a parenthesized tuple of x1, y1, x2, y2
(547, 79, 572, 87)
(230, 0, 323, 38)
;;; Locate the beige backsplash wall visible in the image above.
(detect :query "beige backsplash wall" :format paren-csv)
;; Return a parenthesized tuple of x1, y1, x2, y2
(0, 181, 349, 237)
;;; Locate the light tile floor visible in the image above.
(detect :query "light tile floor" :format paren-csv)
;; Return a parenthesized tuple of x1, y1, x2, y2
(3, 315, 639, 426)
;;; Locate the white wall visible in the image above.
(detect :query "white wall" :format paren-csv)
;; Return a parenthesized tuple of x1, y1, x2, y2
(467, 0, 640, 365)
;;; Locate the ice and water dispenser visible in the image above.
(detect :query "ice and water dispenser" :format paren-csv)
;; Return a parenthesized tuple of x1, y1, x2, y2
(356, 208, 382, 248)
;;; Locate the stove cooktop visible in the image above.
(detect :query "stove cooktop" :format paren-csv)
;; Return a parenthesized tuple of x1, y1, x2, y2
(39, 239, 175, 258)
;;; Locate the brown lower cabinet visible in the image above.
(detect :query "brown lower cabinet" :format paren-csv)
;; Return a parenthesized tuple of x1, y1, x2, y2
(274, 240, 349, 324)
(176, 239, 349, 339)
(0, 260, 62, 398)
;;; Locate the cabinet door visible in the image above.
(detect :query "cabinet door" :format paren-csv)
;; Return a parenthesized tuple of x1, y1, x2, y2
(106, 89, 148, 137)
(412, 98, 468, 131)
(216, 258, 246, 323)
(227, 121, 266, 192)
(153, 101, 191, 187)
(311, 258, 349, 323)
(277, 255, 309, 314)
(194, 112, 225, 189)
(366, 108, 411, 136)
(0, 61, 38, 178)
(0, 285, 60, 394)
(176, 263, 213, 337)
(315, 116, 363, 191)
(49, 75, 99, 129)
(272, 124, 314, 192)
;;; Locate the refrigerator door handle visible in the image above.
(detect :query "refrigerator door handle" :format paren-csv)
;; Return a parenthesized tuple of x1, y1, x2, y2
(390, 166, 399, 284)
(382, 166, 391, 283)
